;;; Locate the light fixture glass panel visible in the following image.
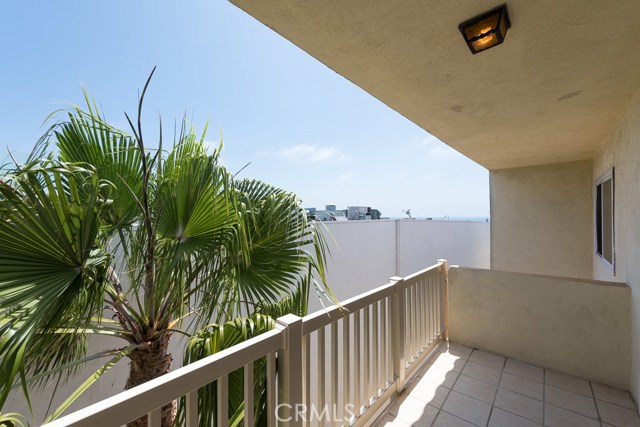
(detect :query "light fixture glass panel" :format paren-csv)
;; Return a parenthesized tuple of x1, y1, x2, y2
(471, 33, 499, 52)
(463, 14, 499, 40)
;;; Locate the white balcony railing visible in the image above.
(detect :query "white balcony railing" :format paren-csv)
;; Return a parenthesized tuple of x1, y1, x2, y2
(44, 261, 448, 427)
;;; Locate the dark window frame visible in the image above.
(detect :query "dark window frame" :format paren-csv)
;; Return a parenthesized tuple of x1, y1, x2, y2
(595, 169, 615, 272)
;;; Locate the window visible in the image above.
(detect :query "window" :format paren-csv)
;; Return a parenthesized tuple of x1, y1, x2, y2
(595, 169, 614, 270)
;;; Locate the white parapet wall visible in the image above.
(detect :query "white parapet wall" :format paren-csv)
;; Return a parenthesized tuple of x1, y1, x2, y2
(309, 219, 489, 312)
(448, 266, 631, 390)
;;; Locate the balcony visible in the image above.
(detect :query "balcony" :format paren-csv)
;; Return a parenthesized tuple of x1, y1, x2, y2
(43, 262, 638, 427)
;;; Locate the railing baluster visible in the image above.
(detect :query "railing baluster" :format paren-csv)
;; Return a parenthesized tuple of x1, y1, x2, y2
(372, 300, 379, 397)
(417, 280, 424, 350)
(425, 276, 433, 343)
(185, 390, 198, 427)
(442, 260, 450, 341)
(390, 276, 406, 392)
(404, 288, 410, 368)
(331, 321, 339, 427)
(406, 286, 412, 361)
(437, 260, 448, 340)
(430, 274, 435, 340)
(244, 362, 254, 427)
(402, 287, 409, 363)
(317, 327, 326, 427)
(388, 297, 393, 382)
(424, 277, 429, 344)
(420, 278, 426, 347)
(147, 408, 160, 427)
(304, 334, 311, 427)
(431, 274, 436, 341)
(363, 305, 371, 407)
(267, 352, 276, 427)
(277, 314, 303, 427)
(436, 271, 441, 337)
(217, 375, 229, 427)
(380, 297, 387, 388)
(342, 315, 350, 426)
(353, 309, 361, 417)
(416, 285, 419, 354)
(411, 284, 420, 362)
(424, 278, 430, 344)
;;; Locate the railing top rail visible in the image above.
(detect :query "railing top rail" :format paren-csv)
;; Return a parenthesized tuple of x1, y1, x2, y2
(401, 262, 444, 288)
(302, 281, 396, 335)
(302, 261, 444, 335)
(43, 328, 283, 427)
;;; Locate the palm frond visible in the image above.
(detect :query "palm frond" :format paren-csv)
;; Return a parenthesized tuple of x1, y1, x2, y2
(54, 99, 143, 232)
(230, 179, 334, 316)
(0, 162, 109, 407)
(0, 411, 25, 427)
(43, 343, 138, 423)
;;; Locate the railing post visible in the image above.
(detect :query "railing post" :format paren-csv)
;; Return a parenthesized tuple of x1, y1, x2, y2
(437, 259, 449, 342)
(276, 314, 304, 427)
(390, 276, 406, 392)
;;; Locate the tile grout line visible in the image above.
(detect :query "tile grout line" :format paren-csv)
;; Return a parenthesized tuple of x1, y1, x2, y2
(461, 369, 539, 396)
(590, 391, 639, 412)
(501, 366, 545, 385)
(589, 381, 603, 424)
(543, 401, 602, 423)
(545, 382, 595, 398)
(543, 372, 601, 424)
(429, 345, 470, 427)
(484, 354, 508, 427)
(543, 381, 605, 422)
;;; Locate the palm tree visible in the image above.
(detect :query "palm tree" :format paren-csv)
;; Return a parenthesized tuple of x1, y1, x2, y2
(0, 71, 331, 427)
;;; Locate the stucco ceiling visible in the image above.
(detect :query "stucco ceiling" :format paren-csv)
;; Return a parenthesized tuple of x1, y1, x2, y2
(230, 0, 640, 170)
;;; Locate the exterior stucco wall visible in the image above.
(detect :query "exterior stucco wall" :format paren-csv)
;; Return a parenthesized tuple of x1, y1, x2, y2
(449, 267, 631, 390)
(490, 161, 592, 279)
(593, 87, 640, 399)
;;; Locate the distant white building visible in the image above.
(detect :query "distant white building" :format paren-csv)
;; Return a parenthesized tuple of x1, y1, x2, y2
(306, 204, 381, 221)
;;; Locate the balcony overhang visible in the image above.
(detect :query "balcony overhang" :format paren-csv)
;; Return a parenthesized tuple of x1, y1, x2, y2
(229, 0, 640, 170)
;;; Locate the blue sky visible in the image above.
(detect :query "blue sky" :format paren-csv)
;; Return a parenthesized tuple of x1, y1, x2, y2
(0, 1, 489, 218)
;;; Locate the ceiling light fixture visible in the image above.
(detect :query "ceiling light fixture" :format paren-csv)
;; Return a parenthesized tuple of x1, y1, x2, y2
(459, 4, 511, 54)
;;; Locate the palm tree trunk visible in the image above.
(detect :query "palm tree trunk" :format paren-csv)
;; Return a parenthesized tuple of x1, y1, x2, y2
(125, 334, 175, 427)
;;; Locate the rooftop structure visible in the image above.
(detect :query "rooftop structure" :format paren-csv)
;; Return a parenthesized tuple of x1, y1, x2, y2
(307, 205, 382, 221)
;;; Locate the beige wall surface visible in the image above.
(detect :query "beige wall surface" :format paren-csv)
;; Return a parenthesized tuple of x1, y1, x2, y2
(490, 160, 592, 279)
(593, 87, 640, 399)
(448, 267, 631, 390)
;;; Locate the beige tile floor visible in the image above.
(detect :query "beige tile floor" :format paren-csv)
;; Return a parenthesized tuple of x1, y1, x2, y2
(377, 342, 640, 427)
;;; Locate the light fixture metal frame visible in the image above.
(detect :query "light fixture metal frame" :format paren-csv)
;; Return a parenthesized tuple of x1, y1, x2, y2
(458, 4, 511, 54)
